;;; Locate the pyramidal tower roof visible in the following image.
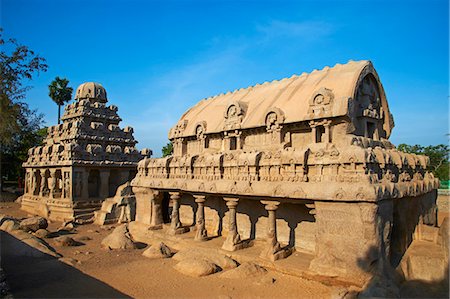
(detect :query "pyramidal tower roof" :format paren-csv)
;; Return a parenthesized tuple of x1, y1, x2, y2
(75, 82, 108, 103)
(24, 82, 150, 167)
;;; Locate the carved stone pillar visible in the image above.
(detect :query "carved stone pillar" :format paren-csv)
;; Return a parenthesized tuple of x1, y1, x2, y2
(222, 197, 249, 251)
(39, 169, 46, 196)
(169, 192, 189, 235)
(311, 126, 317, 143)
(49, 169, 57, 198)
(133, 187, 152, 225)
(260, 200, 292, 261)
(324, 122, 331, 143)
(150, 192, 163, 229)
(193, 194, 208, 241)
(99, 170, 110, 198)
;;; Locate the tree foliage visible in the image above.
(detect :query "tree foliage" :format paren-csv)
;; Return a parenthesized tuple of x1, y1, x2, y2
(48, 77, 73, 124)
(162, 141, 173, 157)
(0, 28, 48, 190)
(397, 143, 449, 182)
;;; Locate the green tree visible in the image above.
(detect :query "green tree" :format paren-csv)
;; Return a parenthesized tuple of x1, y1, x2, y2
(0, 28, 47, 194)
(48, 77, 73, 124)
(162, 141, 173, 157)
(397, 143, 449, 184)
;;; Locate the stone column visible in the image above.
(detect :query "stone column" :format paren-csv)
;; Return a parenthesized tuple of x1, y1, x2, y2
(193, 194, 208, 241)
(260, 200, 291, 261)
(222, 197, 249, 251)
(169, 192, 189, 235)
(133, 187, 152, 225)
(49, 169, 57, 198)
(99, 170, 110, 198)
(311, 127, 317, 143)
(39, 169, 46, 196)
(150, 192, 163, 229)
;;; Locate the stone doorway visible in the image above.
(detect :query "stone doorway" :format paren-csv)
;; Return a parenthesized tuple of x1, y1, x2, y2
(88, 169, 100, 198)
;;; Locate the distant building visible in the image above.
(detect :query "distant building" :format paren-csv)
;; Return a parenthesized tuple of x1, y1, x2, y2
(131, 61, 438, 284)
(21, 82, 150, 221)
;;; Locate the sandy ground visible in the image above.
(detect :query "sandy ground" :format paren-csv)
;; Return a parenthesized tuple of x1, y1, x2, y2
(1, 202, 337, 299)
(1, 193, 449, 298)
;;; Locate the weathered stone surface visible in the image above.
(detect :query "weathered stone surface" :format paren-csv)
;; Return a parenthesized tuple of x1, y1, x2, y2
(34, 229, 50, 239)
(438, 217, 449, 256)
(400, 240, 447, 282)
(173, 249, 238, 270)
(20, 82, 150, 222)
(54, 236, 78, 247)
(57, 220, 75, 232)
(8, 230, 60, 258)
(221, 262, 267, 279)
(142, 242, 174, 259)
(19, 217, 48, 232)
(0, 220, 19, 232)
(101, 224, 135, 250)
(94, 182, 136, 225)
(174, 259, 219, 277)
(130, 60, 439, 286)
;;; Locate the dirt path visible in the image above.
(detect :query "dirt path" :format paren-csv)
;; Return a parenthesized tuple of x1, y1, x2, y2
(1, 203, 335, 298)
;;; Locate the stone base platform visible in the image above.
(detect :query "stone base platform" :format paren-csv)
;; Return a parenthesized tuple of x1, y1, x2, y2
(20, 195, 102, 222)
(128, 221, 360, 288)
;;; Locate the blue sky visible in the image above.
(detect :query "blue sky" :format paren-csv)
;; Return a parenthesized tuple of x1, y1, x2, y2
(2, 0, 448, 156)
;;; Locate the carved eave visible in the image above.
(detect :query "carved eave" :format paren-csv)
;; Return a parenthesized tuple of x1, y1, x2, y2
(131, 177, 438, 203)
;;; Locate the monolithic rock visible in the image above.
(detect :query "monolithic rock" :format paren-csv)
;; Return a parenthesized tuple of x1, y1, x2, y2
(8, 230, 60, 258)
(400, 240, 448, 282)
(21, 82, 151, 222)
(221, 262, 267, 279)
(58, 220, 75, 232)
(174, 259, 219, 277)
(0, 220, 19, 232)
(131, 60, 439, 285)
(173, 249, 238, 270)
(54, 236, 79, 247)
(34, 229, 50, 239)
(101, 224, 135, 250)
(19, 216, 48, 232)
(142, 242, 174, 259)
(438, 217, 449, 256)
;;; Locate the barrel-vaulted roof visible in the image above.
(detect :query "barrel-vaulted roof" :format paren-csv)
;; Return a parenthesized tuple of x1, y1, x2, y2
(169, 60, 393, 139)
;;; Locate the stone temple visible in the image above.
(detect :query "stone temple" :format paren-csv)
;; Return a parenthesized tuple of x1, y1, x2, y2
(21, 82, 150, 222)
(131, 60, 439, 284)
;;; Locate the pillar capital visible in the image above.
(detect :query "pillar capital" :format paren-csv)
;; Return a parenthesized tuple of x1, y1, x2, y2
(224, 197, 239, 208)
(193, 194, 207, 203)
(261, 200, 280, 211)
(169, 191, 181, 200)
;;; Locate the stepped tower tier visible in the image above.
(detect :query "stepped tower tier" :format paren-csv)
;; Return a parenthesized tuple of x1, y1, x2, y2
(21, 82, 151, 222)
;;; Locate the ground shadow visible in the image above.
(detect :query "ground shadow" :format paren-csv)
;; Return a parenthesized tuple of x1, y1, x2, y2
(1, 231, 130, 298)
